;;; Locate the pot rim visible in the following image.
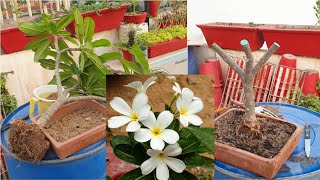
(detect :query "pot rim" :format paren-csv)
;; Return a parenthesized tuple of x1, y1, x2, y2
(197, 22, 263, 31)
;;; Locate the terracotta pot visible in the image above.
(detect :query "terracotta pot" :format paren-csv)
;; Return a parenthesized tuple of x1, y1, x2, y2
(66, 4, 130, 35)
(124, 12, 147, 24)
(259, 24, 320, 57)
(148, 38, 187, 58)
(148, 1, 161, 17)
(214, 108, 303, 179)
(31, 100, 106, 159)
(0, 27, 37, 54)
(197, 22, 264, 51)
(120, 49, 133, 61)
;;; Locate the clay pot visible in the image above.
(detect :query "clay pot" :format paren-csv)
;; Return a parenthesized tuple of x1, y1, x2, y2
(31, 100, 106, 159)
(214, 108, 303, 179)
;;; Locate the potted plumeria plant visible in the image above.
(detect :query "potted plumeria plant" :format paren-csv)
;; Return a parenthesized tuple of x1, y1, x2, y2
(107, 76, 214, 179)
(124, 0, 147, 24)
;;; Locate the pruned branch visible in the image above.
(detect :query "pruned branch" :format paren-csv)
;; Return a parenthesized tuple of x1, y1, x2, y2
(241, 40, 254, 75)
(252, 42, 280, 75)
(211, 43, 245, 79)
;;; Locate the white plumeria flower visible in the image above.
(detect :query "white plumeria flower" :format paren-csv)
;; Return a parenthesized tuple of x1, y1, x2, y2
(172, 82, 200, 100)
(108, 92, 150, 132)
(141, 143, 186, 180)
(124, 76, 157, 93)
(134, 111, 179, 150)
(176, 88, 203, 127)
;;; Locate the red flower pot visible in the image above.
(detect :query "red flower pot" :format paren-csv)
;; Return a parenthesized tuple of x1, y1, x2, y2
(149, 1, 161, 17)
(66, 4, 130, 35)
(123, 12, 147, 24)
(197, 22, 264, 51)
(299, 69, 320, 96)
(120, 49, 133, 61)
(259, 24, 320, 57)
(148, 38, 187, 58)
(0, 27, 37, 54)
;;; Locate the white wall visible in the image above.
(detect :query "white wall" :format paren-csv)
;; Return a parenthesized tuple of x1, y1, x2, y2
(188, 0, 318, 45)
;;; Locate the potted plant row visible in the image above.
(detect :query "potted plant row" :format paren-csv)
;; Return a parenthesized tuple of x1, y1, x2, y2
(123, 0, 147, 24)
(211, 40, 303, 179)
(8, 7, 153, 163)
(136, 25, 187, 58)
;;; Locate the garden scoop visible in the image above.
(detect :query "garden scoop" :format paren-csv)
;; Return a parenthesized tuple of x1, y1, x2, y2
(232, 100, 280, 118)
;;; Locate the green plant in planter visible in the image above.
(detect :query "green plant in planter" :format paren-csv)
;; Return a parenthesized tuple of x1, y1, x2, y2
(136, 25, 187, 47)
(108, 77, 214, 179)
(314, 0, 320, 25)
(0, 73, 18, 119)
(295, 91, 320, 112)
(317, 80, 320, 93)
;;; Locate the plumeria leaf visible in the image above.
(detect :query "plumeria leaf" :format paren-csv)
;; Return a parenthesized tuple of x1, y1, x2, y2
(92, 39, 110, 47)
(110, 136, 135, 148)
(169, 170, 197, 180)
(179, 153, 205, 168)
(201, 156, 214, 170)
(167, 119, 180, 132)
(56, 14, 74, 31)
(38, 59, 71, 71)
(33, 38, 51, 62)
(25, 36, 50, 51)
(106, 176, 112, 180)
(185, 126, 214, 153)
(113, 143, 147, 165)
(179, 129, 201, 154)
(118, 168, 153, 180)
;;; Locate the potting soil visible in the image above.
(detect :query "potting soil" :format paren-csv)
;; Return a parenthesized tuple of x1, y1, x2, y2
(46, 108, 105, 142)
(9, 119, 50, 162)
(215, 110, 296, 158)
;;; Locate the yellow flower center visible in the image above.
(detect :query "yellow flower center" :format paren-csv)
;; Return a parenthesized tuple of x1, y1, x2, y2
(180, 107, 187, 116)
(131, 112, 139, 121)
(152, 128, 161, 137)
(157, 152, 167, 159)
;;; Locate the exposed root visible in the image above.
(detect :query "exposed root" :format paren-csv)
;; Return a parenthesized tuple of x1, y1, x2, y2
(9, 120, 50, 162)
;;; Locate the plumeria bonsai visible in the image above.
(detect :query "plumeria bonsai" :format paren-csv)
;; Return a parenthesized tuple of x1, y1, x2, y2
(107, 76, 214, 179)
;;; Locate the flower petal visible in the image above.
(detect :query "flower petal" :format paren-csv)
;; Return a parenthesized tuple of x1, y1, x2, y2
(172, 82, 181, 94)
(110, 97, 132, 116)
(176, 96, 182, 111)
(187, 99, 203, 114)
(141, 157, 160, 175)
(160, 129, 179, 144)
(156, 161, 169, 180)
(157, 111, 174, 130)
(143, 76, 157, 92)
(137, 105, 151, 121)
(184, 114, 203, 126)
(134, 128, 152, 142)
(164, 143, 182, 157)
(141, 111, 157, 129)
(108, 116, 131, 128)
(132, 92, 148, 111)
(179, 115, 189, 127)
(181, 88, 194, 108)
(147, 149, 161, 157)
(164, 157, 186, 173)
(126, 121, 141, 132)
(124, 81, 143, 92)
(150, 137, 165, 150)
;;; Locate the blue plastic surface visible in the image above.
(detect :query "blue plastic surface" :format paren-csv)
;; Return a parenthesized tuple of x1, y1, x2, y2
(215, 103, 320, 179)
(0, 103, 106, 179)
(188, 46, 200, 74)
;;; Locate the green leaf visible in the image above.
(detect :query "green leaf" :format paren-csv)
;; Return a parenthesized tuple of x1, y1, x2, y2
(34, 39, 51, 62)
(91, 39, 110, 47)
(58, 39, 72, 56)
(117, 57, 141, 74)
(64, 36, 79, 46)
(169, 171, 197, 180)
(179, 153, 205, 168)
(38, 59, 71, 71)
(118, 168, 153, 180)
(25, 36, 50, 51)
(129, 45, 150, 74)
(178, 129, 201, 154)
(84, 17, 95, 43)
(113, 144, 147, 165)
(84, 50, 110, 75)
(49, 71, 74, 84)
(73, 7, 83, 25)
(168, 119, 180, 132)
(99, 52, 122, 63)
(18, 22, 45, 35)
(79, 53, 86, 72)
(70, 64, 81, 75)
(185, 126, 214, 153)
(56, 14, 74, 31)
(110, 136, 134, 149)
(106, 176, 112, 180)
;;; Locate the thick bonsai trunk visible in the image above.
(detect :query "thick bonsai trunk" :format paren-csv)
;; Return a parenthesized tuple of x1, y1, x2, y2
(212, 40, 280, 131)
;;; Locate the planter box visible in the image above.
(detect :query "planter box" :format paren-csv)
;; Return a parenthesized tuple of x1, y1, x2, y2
(0, 27, 37, 54)
(124, 12, 147, 24)
(215, 108, 303, 179)
(148, 38, 187, 58)
(66, 4, 130, 35)
(259, 24, 320, 57)
(197, 22, 264, 51)
(31, 100, 106, 159)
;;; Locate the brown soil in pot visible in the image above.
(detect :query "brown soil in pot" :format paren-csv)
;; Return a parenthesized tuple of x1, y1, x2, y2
(9, 119, 50, 162)
(46, 92, 58, 100)
(215, 110, 296, 158)
(106, 75, 214, 135)
(46, 108, 105, 142)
